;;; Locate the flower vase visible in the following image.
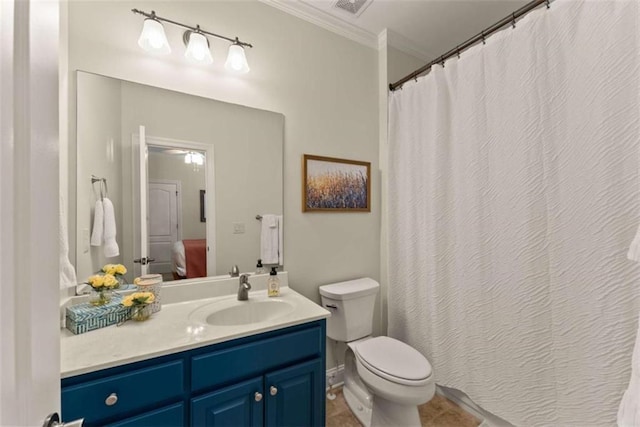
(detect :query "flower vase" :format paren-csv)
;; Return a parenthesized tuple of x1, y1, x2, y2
(131, 304, 152, 321)
(115, 275, 126, 289)
(89, 288, 113, 306)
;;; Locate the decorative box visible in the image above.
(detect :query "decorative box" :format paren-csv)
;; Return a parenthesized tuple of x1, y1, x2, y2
(66, 294, 131, 335)
(135, 274, 163, 314)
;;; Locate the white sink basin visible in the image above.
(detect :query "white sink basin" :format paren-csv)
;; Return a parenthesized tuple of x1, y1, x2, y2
(190, 297, 296, 326)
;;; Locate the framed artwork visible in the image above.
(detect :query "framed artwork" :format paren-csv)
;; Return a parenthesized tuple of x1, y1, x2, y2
(302, 154, 371, 212)
(200, 190, 206, 222)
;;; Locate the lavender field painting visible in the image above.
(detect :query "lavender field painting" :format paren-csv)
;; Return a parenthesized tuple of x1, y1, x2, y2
(303, 155, 370, 212)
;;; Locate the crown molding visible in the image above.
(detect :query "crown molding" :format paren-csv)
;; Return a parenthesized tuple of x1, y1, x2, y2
(258, 0, 378, 49)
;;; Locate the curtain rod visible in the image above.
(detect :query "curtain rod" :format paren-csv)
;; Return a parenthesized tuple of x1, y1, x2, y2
(389, 0, 550, 91)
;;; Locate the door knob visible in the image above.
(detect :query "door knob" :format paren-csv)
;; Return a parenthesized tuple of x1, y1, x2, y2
(43, 413, 84, 427)
(270, 386, 278, 396)
(255, 392, 263, 402)
(133, 257, 155, 265)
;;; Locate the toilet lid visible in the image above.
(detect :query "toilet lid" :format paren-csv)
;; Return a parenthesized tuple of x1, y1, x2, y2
(354, 337, 432, 382)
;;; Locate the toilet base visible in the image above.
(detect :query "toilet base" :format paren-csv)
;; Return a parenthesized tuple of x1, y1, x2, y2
(344, 383, 372, 427)
(371, 396, 421, 427)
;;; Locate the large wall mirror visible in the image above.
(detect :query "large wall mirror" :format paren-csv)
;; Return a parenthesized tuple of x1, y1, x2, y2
(75, 71, 284, 284)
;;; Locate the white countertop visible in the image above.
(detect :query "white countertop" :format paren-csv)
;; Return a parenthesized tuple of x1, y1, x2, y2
(61, 282, 330, 379)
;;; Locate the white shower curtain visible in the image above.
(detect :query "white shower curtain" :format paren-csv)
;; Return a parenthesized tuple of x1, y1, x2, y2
(388, 1, 640, 425)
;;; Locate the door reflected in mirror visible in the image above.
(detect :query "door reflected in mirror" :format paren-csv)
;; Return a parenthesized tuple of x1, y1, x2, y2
(75, 71, 284, 285)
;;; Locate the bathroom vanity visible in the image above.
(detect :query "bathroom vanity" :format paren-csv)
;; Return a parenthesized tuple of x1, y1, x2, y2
(60, 275, 329, 427)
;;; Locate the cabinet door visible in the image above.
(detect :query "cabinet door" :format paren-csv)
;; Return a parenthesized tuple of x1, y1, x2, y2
(191, 377, 263, 427)
(265, 359, 324, 427)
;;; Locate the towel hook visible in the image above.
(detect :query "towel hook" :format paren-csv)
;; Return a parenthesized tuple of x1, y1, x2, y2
(91, 175, 108, 201)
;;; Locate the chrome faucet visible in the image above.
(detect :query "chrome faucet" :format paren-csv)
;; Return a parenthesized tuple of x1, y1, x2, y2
(237, 274, 251, 301)
(229, 265, 240, 277)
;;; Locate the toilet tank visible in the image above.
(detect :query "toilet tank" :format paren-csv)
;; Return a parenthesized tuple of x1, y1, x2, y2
(319, 278, 379, 342)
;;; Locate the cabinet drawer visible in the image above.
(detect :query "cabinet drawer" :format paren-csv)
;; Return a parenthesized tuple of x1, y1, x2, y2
(192, 326, 322, 392)
(62, 360, 184, 425)
(106, 402, 184, 427)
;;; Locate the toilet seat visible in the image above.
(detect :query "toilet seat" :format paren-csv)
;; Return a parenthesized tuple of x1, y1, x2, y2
(354, 336, 432, 386)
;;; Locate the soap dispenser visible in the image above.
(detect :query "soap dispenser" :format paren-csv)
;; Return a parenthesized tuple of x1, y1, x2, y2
(255, 259, 266, 274)
(267, 267, 280, 297)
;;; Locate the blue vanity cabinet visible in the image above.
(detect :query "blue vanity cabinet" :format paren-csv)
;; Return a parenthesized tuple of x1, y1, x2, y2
(191, 378, 264, 427)
(61, 320, 326, 427)
(265, 359, 324, 427)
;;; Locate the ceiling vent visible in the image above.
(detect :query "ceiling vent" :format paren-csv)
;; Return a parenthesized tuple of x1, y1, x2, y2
(333, 0, 373, 18)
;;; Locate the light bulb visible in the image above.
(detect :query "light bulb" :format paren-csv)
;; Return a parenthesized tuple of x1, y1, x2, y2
(184, 32, 213, 65)
(138, 18, 171, 55)
(225, 43, 250, 74)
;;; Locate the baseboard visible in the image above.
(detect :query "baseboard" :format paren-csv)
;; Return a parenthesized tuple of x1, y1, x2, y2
(436, 385, 514, 427)
(326, 364, 345, 390)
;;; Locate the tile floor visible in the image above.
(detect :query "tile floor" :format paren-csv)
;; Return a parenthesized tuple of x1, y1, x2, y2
(326, 387, 481, 427)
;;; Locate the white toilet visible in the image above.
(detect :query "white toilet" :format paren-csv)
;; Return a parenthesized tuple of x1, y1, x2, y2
(319, 278, 435, 427)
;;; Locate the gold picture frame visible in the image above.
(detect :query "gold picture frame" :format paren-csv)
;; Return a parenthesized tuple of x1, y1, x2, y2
(302, 154, 371, 212)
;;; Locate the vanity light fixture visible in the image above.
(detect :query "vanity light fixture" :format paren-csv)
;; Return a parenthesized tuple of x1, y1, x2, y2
(184, 28, 213, 65)
(137, 13, 171, 54)
(225, 38, 250, 73)
(132, 9, 253, 72)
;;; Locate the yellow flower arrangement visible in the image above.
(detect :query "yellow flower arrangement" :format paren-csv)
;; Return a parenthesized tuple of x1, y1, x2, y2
(102, 263, 127, 277)
(86, 273, 120, 306)
(122, 292, 155, 307)
(86, 273, 119, 290)
(123, 291, 156, 321)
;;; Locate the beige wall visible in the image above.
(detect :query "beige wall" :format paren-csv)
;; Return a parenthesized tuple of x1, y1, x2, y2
(75, 73, 124, 281)
(388, 46, 426, 86)
(65, 0, 381, 367)
(119, 79, 283, 277)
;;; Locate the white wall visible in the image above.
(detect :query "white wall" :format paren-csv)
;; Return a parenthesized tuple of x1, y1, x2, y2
(148, 152, 206, 240)
(65, 0, 380, 367)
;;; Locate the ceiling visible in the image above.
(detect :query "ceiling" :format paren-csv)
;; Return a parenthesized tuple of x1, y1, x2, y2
(260, 0, 530, 61)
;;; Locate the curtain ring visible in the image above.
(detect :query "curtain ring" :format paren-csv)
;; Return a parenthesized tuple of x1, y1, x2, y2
(456, 46, 461, 59)
(481, 31, 486, 45)
(546, 0, 551, 8)
(440, 56, 445, 68)
(512, 13, 516, 28)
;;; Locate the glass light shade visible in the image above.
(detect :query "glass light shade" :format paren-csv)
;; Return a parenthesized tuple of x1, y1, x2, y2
(185, 152, 204, 165)
(184, 32, 213, 65)
(138, 19, 171, 54)
(225, 44, 250, 73)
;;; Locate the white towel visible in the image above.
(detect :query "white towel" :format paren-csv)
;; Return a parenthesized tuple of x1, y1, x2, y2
(90, 199, 104, 246)
(260, 214, 279, 264)
(102, 197, 119, 258)
(618, 315, 640, 427)
(59, 195, 77, 289)
(277, 215, 284, 266)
